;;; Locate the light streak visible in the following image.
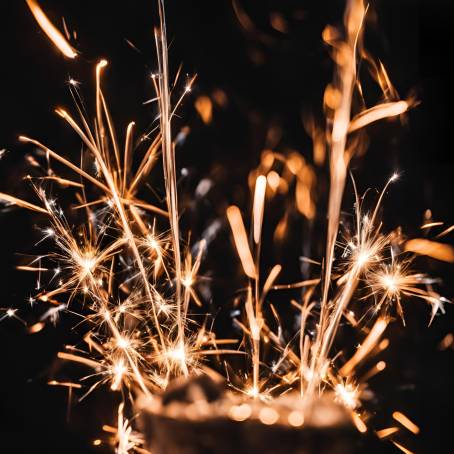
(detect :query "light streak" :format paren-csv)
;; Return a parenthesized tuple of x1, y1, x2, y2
(340, 318, 388, 376)
(334, 382, 359, 409)
(351, 412, 368, 433)
(25, 0, 77, 58)
(348, 100, 409, 133)
(376, 427, 399, 439)
(404, 238, 454, 263)
(392, 441, 415, 454)
(252, 175, 267, 245)
(226, 205, 256, 279)
(392, 411, 420, 435)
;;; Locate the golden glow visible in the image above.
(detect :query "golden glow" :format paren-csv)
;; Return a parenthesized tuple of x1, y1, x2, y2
(340, 318, 388, 376)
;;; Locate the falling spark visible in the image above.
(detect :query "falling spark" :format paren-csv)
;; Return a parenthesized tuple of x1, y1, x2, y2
(439, 333, 454, 350)
(25, 0, 77, 58)
(392, 441, 415, 454)
(226, 205, 256, 279)
(348, 100, 409, 133)
(0, 192, 48, 214)
(392, 411, 420, 435)
(376, 427, 399, 439)
(252, 175, 267, 245)
(194, 96, 213, 124)
(340, 318, 388, 376)
(334, 381, 359, 409)
(351, 412, 368, 433)
(404, 238, 454, 263)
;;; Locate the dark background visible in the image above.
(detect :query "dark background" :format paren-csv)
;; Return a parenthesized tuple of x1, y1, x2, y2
(0, 0, 453, 453)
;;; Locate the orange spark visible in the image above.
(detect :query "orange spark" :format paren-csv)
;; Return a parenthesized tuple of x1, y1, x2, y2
(252, 175, 267, 244)
(351, 412, 368, 433)
(392, 411, 420, 435)
(25, 0, 77, 58)
(404, 238, 454, 263)
(340, 318, 388, 376)
(392, 441, 415, 454)
(194, 96, 213, 124)
(348, 100, 409, 133)
(226, 206, 256, 279)
(376, 427, 399, 439)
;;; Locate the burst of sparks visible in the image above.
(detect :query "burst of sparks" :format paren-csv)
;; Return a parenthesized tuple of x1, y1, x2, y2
(334, 381, 359, 410)
(1, 0, 450, 452)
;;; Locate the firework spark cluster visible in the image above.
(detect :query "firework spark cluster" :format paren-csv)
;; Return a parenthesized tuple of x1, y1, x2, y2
(1, 1, 452, 453)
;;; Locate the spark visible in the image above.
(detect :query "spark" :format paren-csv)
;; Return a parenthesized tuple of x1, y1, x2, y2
(116, 403, 143, 454)
(226, 205, 256, 279)
(163, 340, 194, 374)
(6, 308, 16, 317)
(29, 322, 45, 334)
(245, 385, 260, 399)
(348, 100, 409, 134)
(404, 238, 454, 263)
(376, 427, 399, 439)
(392, 441, 415, 454)
(40, 305, 65, 325)
(110, 359, 127, 391)
(340, 318, 388, 376)
(68, 77, 80, 87)
(117, 336, 131, 351)
(334, 381, 359, 409)
(25, 0, 77, 58)
(351, 412, 368, 433)
(392, 411, 420, 435)
(181, 274, 193, 289)
(194, 96, 213, 124)
(0, 308, 25, 324)
(0, 192, 48, 214)
(439, 333, 454, 350)
(367, 260, 447, 324)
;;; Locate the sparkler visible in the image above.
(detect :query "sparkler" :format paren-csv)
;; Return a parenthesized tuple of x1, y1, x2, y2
(1, 0, 450, 453)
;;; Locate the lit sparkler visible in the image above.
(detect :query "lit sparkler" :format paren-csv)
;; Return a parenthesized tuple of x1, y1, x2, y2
(1, 1, 449, 453)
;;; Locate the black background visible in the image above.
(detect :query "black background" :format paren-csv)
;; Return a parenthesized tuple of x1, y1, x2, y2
(1, 1, 453, 453)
